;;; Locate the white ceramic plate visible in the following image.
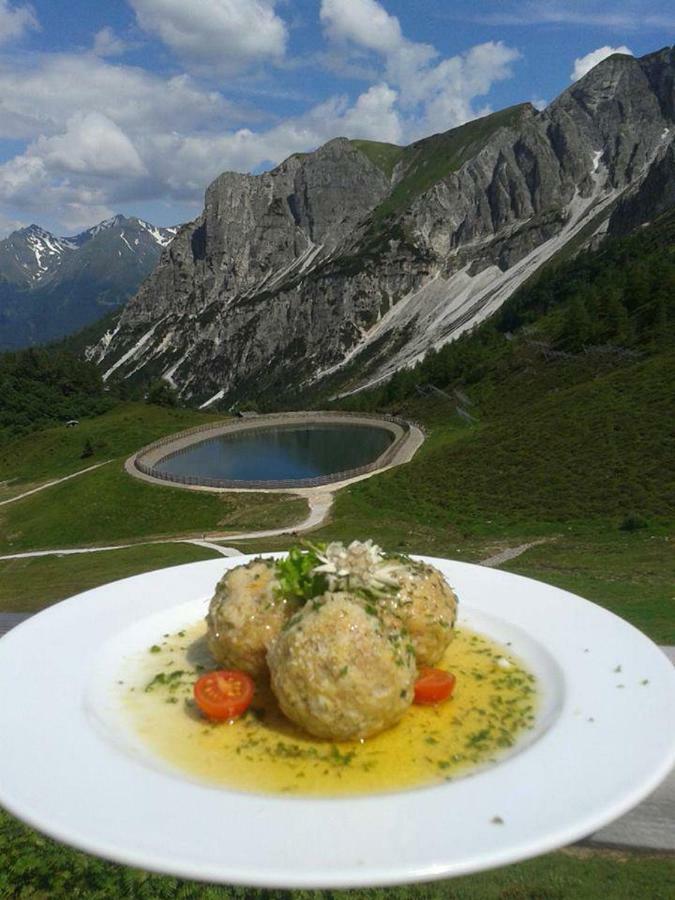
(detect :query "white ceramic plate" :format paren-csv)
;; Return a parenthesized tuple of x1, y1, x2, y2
(0, 556, 673, 889)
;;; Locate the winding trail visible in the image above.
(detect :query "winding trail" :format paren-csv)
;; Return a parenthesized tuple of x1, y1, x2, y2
(0, 491, 333, 561)
(0, 461, 111, 507)
(479, 539, 552, 567)
(1, 417, 422, 560)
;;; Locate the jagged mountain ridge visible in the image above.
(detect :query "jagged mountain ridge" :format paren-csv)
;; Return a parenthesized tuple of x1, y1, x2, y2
(0, 215, 177, 350)
(92, 47, 675, 406)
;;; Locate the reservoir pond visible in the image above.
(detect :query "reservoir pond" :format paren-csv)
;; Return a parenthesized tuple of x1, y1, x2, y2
(154, 424, 394, 483)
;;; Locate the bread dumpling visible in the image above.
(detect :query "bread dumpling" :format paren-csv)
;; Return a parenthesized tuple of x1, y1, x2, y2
(268, 591, 416, 740)
(310, 540, 458, 667)
(390, 562, 458, 666)
(206, 559, 297, 677)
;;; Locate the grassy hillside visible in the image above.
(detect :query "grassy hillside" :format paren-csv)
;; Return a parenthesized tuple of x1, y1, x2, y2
(351, 139, 403, 178)
(0, 402, 223, 482)
(0, 543, 221, 612)
(0, 347, 114, 439)
(369, 353, 673, 529)
(2, 810, 673, 900)
(371, 104, 532, 221)
(0, 402, 306, 552)
(0, 459, 306, 552)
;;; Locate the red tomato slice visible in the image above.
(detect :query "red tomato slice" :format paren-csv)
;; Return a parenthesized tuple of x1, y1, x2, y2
(194, 670, 254, 720)
(414, 667, 456, 705)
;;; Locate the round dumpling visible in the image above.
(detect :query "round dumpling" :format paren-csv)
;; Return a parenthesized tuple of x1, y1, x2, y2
(206, 559, 297, 677)
(267, 591, 416, 740)
(391, 562, 458, 666)
(303, 540, 457, 668)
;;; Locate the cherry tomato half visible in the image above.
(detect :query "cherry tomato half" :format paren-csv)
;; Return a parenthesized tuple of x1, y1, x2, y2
(193, 670, 254, 720)
(414, 667, 456, 705)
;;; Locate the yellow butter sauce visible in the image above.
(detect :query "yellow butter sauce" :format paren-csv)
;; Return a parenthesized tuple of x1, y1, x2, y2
(122, 621, 537, 796)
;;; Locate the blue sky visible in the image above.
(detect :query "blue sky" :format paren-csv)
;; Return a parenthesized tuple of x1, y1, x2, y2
(0, 0, 671, 235)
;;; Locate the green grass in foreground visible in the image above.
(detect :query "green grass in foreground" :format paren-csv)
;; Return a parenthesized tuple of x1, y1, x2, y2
(1, 808, 673, 900)
(0, 461, 307, 553)
(0, 543, 222, 613)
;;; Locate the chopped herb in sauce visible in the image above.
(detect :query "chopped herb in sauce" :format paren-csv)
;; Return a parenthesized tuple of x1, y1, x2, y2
(124, 622, 539, 797)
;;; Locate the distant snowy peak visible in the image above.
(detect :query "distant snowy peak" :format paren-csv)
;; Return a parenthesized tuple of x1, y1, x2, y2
(83, 214, 126, 237)
(75, 215, 178, 249)
(0, 214, 181, 292)
(15, 225, 76, 282)
(0, 214, 184, 350)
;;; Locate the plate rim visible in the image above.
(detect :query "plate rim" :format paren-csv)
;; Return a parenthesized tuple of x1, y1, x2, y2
(1, 554, 674, 889)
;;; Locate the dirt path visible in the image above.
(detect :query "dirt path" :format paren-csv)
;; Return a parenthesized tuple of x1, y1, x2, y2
(479, 538, 552, 567)
(0, 491, 333, 561)
(0, 461, 111, 507)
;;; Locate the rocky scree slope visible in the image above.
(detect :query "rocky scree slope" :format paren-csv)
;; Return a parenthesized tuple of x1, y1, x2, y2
(0, 216, 177, 350)
(92, 47, 675, 406)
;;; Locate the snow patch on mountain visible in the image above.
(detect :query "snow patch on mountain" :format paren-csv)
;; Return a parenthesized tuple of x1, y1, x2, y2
(137, 219, 178, 247)
(101, 317, 168, 382)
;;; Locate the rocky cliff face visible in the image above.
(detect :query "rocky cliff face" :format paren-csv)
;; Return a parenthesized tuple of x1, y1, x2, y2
(92, 47, 675, 405)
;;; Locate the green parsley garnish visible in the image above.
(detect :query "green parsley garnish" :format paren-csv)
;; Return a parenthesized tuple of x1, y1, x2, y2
(275, 545, 328, 603)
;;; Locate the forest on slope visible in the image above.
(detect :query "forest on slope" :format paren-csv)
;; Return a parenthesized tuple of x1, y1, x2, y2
(331, 209, 675, 527)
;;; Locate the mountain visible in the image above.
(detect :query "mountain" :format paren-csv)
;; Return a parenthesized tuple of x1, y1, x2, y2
(91, 47, 675, 407)
(0, 215, 177, 350)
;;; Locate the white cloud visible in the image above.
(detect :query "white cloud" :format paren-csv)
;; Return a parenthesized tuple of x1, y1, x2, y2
(0, 54, 241, 141)
(0, 153, 116, 233)
(0, 210, 27, 237)
(0, 0, 37, 45)
(0, 2, 520, 231)
(571, 45, 633, 81)
(339, 83, 401, 143)
(92, 27, 130, 58)
(0, 155, 47, 204)
(129, 0, 288, 73)
(137, 83, 403, 193)
(320, 0, 402, 54)
(471, 2, 675, 30)
(320, 0, 519, 138)
(0, 50, 404, 228)
(0, 52, 240, 226)
(34, 112, 147, 178)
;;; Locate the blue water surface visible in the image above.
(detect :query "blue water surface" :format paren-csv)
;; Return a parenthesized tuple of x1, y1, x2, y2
(154, 425, 393, 482)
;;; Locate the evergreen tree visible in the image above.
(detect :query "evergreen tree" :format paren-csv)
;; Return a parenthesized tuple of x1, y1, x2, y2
(560, 297, 592, 351)
(146, 379, 178, 407)
(605, 289, 632, 343)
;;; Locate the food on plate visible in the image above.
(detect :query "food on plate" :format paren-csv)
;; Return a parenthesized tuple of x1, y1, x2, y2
(193, 670, 254, 721)
(268, 591, 417, 740)
(125, 620, 538, 796)
(413, 667, 457, 705)
(206, 558, 299, 677)
(388, 561, 458, 666)
(204, 540, 459, 739)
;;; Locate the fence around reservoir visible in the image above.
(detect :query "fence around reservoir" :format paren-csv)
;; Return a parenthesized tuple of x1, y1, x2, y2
(131, 410, 419, 490)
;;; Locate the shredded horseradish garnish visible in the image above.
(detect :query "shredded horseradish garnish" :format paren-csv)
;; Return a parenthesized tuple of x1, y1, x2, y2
(274, 540, 411, 602)
(311, 540, 408, 596)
